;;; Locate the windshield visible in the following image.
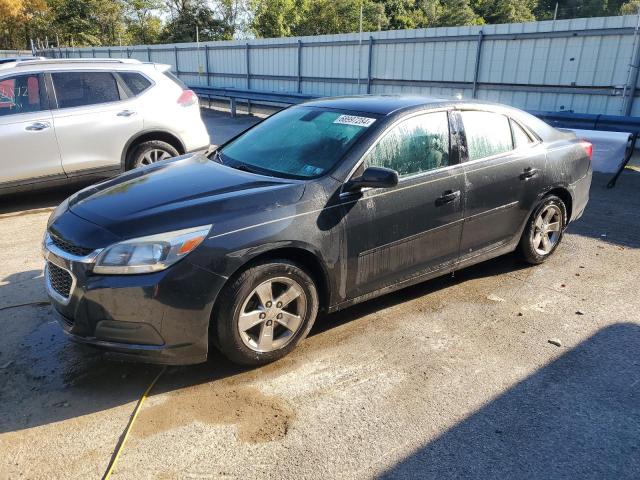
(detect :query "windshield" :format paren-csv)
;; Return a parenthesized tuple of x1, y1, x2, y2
(219, 107, 376, 179)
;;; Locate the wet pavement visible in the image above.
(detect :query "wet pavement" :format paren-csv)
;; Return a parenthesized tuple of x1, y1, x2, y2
(0, 112, 639, 479)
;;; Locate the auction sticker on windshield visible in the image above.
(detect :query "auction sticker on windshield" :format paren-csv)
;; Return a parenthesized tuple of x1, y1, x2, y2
(333, 115, 376, 127)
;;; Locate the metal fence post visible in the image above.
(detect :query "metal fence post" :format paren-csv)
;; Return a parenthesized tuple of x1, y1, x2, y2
(174, 46, 179, 75)
(147, 47, 151, 62)
(297, 40, 302, 93)
(246, 42, 251, 89)
(107, 48, 111, 58)
(205, 45, 210, 86)
(472, 30, 484, 99)
(92, 48, 96, 58)
(367, 36, 374, 94)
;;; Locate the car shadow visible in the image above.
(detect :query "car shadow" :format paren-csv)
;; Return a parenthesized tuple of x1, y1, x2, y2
(0, 183, 92, 216)
(379, 322, 640, 479)
(0, 252, 529, 436)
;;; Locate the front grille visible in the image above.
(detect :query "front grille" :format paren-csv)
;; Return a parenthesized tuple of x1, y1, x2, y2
(48, 262, 73, 299)
(50, 233, 93, 257)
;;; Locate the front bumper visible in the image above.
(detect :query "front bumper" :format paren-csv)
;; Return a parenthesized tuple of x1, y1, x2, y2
(44, 236, 226, 365)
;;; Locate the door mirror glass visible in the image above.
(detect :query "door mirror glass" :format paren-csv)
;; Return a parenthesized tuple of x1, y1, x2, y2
(347, 166, 398, 191)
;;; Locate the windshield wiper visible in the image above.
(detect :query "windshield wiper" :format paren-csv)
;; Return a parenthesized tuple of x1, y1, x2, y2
(232, 163, 261, 174)
(211, 150, 224, 164)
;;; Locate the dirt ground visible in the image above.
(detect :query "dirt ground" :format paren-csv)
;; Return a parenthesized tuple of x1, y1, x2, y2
(0, 113, 639, 479)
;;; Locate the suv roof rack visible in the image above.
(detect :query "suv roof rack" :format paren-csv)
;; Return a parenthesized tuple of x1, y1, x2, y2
(15, 58, 142, 66)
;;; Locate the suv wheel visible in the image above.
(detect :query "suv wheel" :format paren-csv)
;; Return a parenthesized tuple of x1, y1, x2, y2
(127, 140, 179, 170)
(518, 195, 567, 265)
(214, 260, 319, 366)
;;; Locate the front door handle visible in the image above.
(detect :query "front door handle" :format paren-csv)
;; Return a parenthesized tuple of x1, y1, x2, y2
(25, 122, 51, 131)
(117, 110, 137, 117)
(521, 167, 539, 180)
(436, 190, 461, 206)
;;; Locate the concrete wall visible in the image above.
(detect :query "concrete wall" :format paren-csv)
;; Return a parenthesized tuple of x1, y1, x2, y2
(42, 15, 640, 116)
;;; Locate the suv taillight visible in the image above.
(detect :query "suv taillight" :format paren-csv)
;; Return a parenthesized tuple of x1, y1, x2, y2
(177, 90, 197, 107)
(579, 140, 593, 161)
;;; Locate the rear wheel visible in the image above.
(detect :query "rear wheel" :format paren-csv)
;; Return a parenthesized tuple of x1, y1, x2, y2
(214, 260, 319, 366)
(127, 140, 179, 170)
(518, 195, 567, 265)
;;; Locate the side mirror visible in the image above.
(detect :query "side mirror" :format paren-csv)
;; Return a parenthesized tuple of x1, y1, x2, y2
(346, 166, 399, 192)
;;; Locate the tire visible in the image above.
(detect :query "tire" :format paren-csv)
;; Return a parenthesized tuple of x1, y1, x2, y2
(517, 195, 567, 265)
(126, 140, 179, 170)
(214, 260, 319, 366)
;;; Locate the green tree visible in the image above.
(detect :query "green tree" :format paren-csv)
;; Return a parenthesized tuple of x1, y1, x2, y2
(474, 0, 536, 24)
(124, 0, 163, 44)
(161, 0, 232, 42)
(620, 0, 640, 14)
(439, 0, 483, 26)
(251, 0, 304, 38)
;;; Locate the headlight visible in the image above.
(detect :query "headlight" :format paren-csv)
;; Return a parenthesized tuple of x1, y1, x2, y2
(93, 225, 212, 274)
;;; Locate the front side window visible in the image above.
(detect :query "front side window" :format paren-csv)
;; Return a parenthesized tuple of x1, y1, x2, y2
(461, 111, 513, 161)
(363, 112, 450, 178)
(220, 107, 374, 179)
(51, 71, 120, 109)
(0, 74, 43, 116)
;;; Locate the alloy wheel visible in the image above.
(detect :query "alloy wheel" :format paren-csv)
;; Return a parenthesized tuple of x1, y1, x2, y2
(137, 148, 172, 167)
(237, 277, 307, 353)
(533, 204, 562, 255)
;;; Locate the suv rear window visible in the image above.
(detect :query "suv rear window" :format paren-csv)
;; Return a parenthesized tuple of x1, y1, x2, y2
(51, 71, 120, 108)
(119, 72, 152, 96)
(163, 71, 186, 89)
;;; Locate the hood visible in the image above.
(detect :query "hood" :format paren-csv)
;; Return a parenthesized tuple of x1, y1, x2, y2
(68, 153, 306, 240)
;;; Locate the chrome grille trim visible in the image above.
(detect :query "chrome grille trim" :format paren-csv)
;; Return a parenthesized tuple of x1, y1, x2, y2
(45, 262, 75, 305)
(43, 232, 102, 264)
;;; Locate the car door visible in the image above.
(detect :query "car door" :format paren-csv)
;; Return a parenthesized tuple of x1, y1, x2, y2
(456, 109, 546, 259)
(49, 70, 143, 174)
(0, 72, 63, 187)
(341, 110, 466, 299)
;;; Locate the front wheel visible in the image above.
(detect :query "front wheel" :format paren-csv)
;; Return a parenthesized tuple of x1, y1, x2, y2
(214, 260, 319, 366)
(518, 195, 567, 265)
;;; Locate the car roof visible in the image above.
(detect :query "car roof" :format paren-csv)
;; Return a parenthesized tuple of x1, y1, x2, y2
(302, 95, 455, 115)
(0, 58, 165, 74)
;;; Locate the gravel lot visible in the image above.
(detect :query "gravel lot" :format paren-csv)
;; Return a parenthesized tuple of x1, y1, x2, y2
(1, 110, 639, 479)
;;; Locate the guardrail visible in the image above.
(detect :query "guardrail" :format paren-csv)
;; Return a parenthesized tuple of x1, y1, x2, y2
(190, 86, 315, 116)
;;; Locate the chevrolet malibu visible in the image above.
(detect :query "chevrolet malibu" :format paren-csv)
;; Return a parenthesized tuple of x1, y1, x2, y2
(43, 96, 592, 366)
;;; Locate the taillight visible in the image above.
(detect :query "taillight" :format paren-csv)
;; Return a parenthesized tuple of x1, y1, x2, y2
(579, 140, 593, 161)
(177, 89, 197, 107)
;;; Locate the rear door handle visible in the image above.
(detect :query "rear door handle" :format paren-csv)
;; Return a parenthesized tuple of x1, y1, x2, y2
(521, 167, 539, 180)
(436, 190, 461, 206)
(25, 122, 51, 131)
(117, 110, 137, 117)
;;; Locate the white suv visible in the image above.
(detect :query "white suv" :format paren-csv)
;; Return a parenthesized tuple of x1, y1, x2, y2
(0, 58, 210, 194)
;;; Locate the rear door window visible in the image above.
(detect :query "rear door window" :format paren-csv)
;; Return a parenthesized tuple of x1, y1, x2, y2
(0, 74, 44, 116)
(119, 72, 152, 96)
(460, 111, 513, 161)
(51, 71, 120, 108)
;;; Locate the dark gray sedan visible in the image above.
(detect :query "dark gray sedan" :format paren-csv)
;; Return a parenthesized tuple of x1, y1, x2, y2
(43, 96, 592, 366)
